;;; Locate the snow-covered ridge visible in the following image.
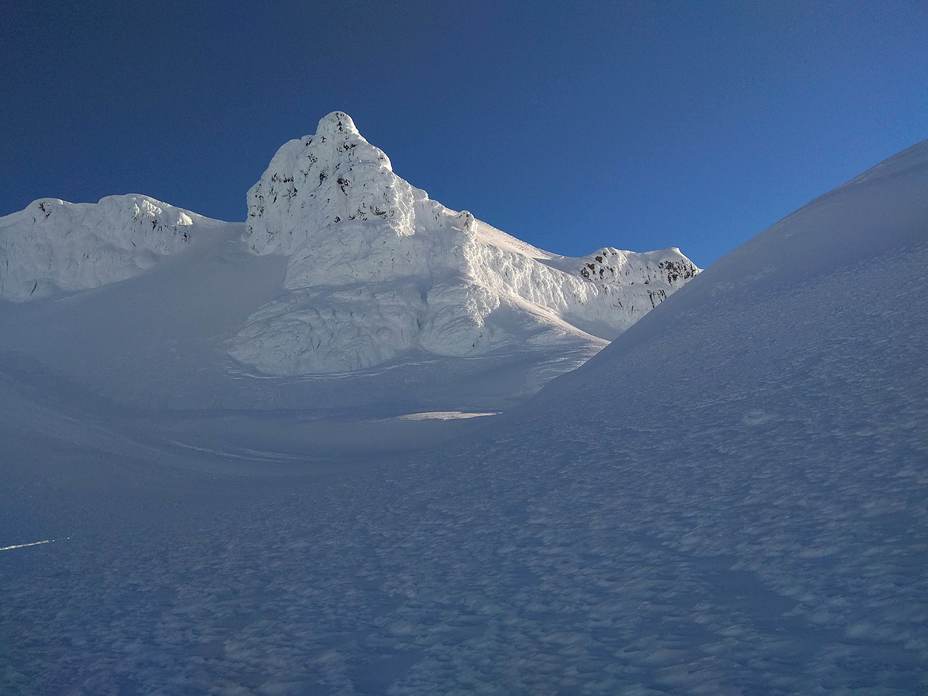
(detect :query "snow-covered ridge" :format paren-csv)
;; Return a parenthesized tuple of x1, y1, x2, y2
(232, 112, 700, 374)
(0, 195, 221, 301)
(0, 113, 699, 375)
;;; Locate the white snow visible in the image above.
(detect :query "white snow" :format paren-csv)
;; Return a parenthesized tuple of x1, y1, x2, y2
(0, 539, 57, 553)
(394, 410, 499, 421)
(0, 194, 223, 300)
(232, 112, 698, 374)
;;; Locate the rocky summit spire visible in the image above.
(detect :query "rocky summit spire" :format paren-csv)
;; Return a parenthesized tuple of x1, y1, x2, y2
(245, 111, 420, 256)
(314, 111, 361, 139)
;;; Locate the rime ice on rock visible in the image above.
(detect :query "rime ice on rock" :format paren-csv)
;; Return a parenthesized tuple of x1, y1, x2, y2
(0, 195, 220, 301)
(232, 112, 701, 374)
(246, 111, 419, 256)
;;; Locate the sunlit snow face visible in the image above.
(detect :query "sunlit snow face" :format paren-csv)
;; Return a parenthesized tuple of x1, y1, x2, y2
(231, 114, 700, 376)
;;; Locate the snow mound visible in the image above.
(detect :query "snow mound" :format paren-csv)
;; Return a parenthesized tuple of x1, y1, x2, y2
(0, 195, 222, 301)
(233, 112, 699, 374)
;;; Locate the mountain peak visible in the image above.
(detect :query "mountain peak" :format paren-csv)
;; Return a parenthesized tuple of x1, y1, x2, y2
(316, 110, 360, 138)
(230, 113, 700, 374)
(0, 113, 700, 377)
(244, 111, 410, 256)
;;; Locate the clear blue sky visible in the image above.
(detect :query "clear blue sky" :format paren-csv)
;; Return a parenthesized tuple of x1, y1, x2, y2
(2, 1, 926, 267)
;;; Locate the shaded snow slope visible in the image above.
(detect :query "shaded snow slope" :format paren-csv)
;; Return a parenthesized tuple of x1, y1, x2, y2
(0, 195, 224, 300)
(232, 112, 698, 374)
(396, 138, 927, 691)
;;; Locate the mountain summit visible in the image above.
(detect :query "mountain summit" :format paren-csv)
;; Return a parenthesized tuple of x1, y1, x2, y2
(0, 112, 699, 395)
(231, 111, 699, 374)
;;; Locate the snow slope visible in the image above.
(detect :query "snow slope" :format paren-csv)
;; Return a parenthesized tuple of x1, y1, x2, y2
(394, 138, 928, 691)
(232, 112, 698, 373)
(0, 195, 223, 300)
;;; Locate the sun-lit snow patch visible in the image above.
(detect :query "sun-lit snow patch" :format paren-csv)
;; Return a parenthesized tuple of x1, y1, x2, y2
(395, 411, 500, 421)
(0, 538, 59, 553)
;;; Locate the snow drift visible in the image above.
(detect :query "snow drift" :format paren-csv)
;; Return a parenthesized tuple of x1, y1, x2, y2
(232, 111, 698, 374)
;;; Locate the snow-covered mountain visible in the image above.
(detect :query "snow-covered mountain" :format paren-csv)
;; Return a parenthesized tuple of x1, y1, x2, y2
(0, 112, 697, 378)
(0, 195, 222, 301)
(233, 111, 698, 373)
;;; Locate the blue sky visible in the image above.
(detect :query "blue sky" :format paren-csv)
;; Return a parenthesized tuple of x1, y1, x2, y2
(2, 1, 926, 266)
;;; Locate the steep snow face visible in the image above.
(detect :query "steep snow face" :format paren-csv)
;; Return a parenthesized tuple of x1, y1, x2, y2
(234, 112, 699, 374)
(0, 195, 220, 301)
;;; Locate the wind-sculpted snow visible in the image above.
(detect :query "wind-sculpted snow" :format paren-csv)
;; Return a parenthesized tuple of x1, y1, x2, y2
(233, 112, 699, 374)
(0, 195, 222, 300)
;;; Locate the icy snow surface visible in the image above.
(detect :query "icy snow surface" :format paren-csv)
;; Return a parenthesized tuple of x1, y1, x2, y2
(1, 139, 926, 694)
